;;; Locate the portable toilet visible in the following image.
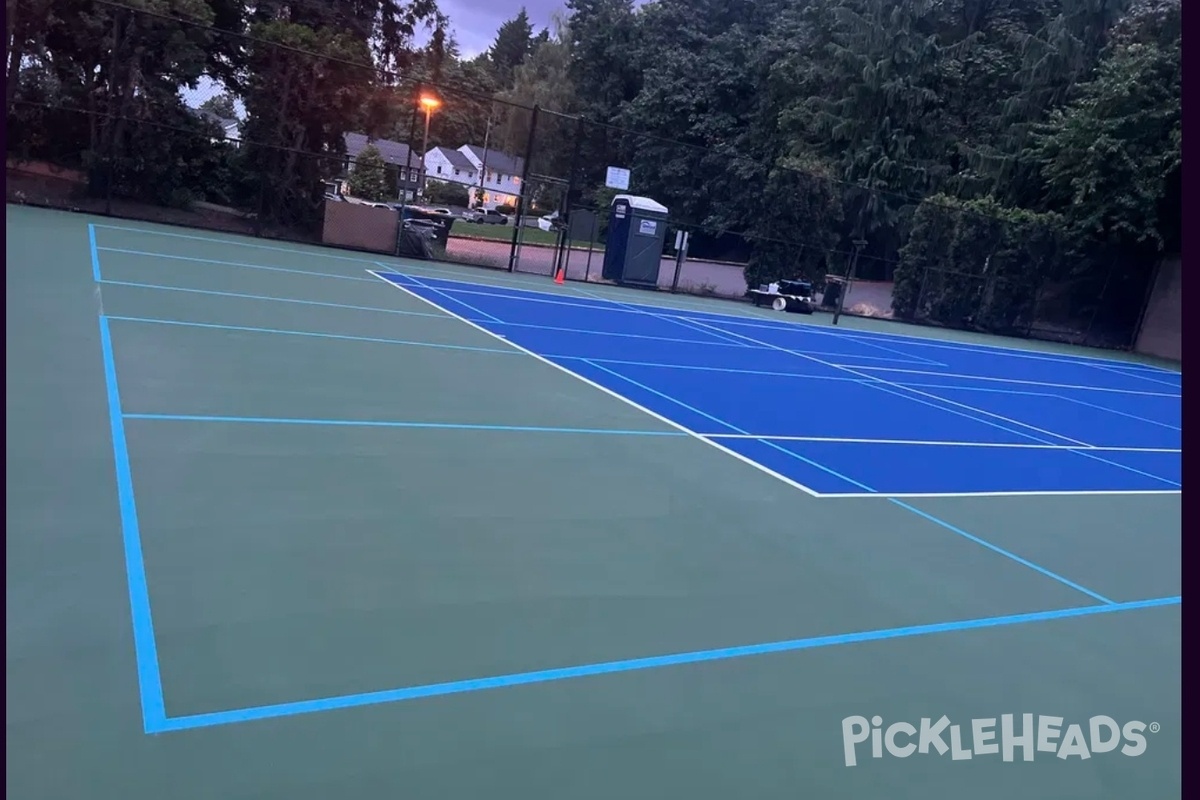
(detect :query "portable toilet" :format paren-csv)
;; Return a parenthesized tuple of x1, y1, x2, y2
(601, 194, 670, 287)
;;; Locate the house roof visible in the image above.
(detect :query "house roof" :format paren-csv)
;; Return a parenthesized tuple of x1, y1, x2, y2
(430, 146, 476, 171)
(193, 108, 238, 131)
(344, 132, 418, 166)
(461, 145, 524, 176)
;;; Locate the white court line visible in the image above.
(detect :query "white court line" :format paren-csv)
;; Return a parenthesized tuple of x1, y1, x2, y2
(570, 284, 755, 349)
(846, 364, 1180, 398)
(367, 269, 823, 497)
(698, 434, 1180, 453)
(1086, 362, 1183, 390)
(680, 317, 1184, 489)
(99, 221, 1181, 376)
(1054, 394, 1182, 433)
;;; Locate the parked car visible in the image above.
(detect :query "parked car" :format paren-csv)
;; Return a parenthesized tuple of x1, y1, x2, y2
(464, 208, 508, 225)
(537, 211, 562, 232)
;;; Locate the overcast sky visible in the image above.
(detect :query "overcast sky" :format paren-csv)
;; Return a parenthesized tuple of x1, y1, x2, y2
(182, 2, 570, 111)
(437, 0, 565, 58)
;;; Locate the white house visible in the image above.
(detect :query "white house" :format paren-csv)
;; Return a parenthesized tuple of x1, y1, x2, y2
(343, 133, 423, 201)
(194, 109, 241, 147)
(422, 145, 524, 209)
(423, 146, 478, 191)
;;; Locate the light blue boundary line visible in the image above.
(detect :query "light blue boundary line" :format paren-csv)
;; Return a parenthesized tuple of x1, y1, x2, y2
(81, 226, 1178, 738)
(562, 284, 757, 350)
(93, 221, 1181, 376)
(889, 500, 1116, 604)
(97, 320, 167, 731)
(583, 360, 1118, 602)
(106, 313, 1048, 391)
(684, 315, 1182, 489)
(582, 359, 872, 491)
(366, 264, 1179, 376)
(123, 413, 689, 437)
(98, 279, 454, 319)
(149, 595, 1179, 733)
(98, 247, 379, 283)
(106, 315, 517, 356)
(377, 271, 936, 365)
(89, 223, 102, 281)
(404, 271, 504, 324)
(92, 229, 168, 732)
(1055, 393, 1183, 433)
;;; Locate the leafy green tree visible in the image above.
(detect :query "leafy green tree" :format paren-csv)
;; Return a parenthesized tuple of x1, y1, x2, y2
(495, 13, 576, 177)
(488, 8, 534, 85)
(1032, 0, 1180, 254)
(424, 179, 470, 206)
(199, 92, 237, 119)
(348, 145, 391, 201)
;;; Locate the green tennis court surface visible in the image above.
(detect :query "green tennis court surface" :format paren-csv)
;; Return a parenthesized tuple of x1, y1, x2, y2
(7, 204, 1180, 799)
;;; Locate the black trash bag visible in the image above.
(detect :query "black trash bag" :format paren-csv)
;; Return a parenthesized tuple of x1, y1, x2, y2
(396, 228, 433, 259)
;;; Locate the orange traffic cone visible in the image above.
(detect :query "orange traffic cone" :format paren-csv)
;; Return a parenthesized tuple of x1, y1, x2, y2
(554, 268, 565, 285)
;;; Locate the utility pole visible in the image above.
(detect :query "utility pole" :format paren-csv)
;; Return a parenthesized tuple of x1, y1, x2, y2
(476, 114, 493, 209)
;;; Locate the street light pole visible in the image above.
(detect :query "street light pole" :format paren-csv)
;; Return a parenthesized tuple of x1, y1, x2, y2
(418, 93, 440, 200)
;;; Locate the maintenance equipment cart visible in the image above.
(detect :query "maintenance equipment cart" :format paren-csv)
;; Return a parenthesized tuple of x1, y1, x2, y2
(747, 279, 816, 314)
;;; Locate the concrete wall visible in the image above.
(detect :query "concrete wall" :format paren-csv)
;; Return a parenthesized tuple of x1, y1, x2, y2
(321, 201, 398, 254)
(1135, 255, 1182, 362)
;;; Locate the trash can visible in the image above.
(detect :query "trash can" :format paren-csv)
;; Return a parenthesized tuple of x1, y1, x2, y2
(399, 205, 454, 249)
(601, 195, 669, 286)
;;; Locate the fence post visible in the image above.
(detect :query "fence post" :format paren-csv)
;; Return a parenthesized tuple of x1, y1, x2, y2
(1130, 256, 1164, 351)
(553, 115, 586, 280)
(508, 104, 540, 273)
(1080, 252, 1118, 347)
(584, 211, 596, 282)
(832, 239, 866, 325)
(402, 98, 418, 207)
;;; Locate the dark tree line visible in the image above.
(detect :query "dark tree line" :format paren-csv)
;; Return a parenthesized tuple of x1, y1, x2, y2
(6, 0, 1180, 341)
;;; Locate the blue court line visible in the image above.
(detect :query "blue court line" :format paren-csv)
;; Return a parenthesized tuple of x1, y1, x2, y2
(148, 594, 1179, 733)
(405, 271, 504, 324)
(847, 364, 1181, 398)
(687, 315, 1182, 487)
(106, 316, 517, 357)
(98, 317, 168, 734)
(97, 247, 379, 284)
(1087, 361, 1182, 390)
(93, 222, 385, 265)
(545, 284, 755, 349)
(583, 359, 874, 492)
(378, 271, 930, 361)
(1055, 393, 1182, 433)
(889, 500, 1117, 605)
(122, 413, 688, 437)
(101, 222, 1181, 376)
(371, 273, 1130, 601)
(581, 361, 1122, 602)
(88, 223, 102, 281)
(98, 280, 457, 320)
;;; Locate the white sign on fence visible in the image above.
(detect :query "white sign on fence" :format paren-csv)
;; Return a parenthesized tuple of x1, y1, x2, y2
(605, 166, 631, 190)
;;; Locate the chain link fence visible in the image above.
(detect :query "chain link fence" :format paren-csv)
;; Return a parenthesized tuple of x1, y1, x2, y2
(7, 0, 1165, 351)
